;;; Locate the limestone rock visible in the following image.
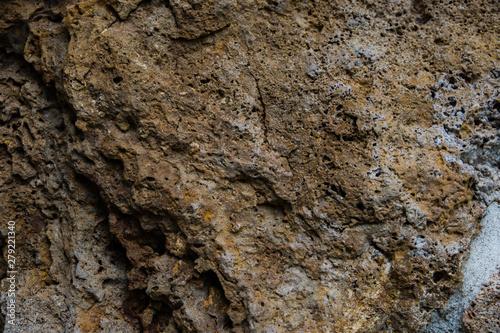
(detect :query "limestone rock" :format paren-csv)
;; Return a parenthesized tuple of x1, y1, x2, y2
(0, 0, 499, 332)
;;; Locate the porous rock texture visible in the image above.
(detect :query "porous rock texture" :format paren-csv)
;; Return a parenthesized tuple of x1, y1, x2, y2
(0, 0, 498, 332)
(463, 273, 500, 333)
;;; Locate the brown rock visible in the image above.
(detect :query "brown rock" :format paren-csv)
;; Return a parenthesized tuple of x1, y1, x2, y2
(0, 0, 499, 332)
(463, 273, 500, 333)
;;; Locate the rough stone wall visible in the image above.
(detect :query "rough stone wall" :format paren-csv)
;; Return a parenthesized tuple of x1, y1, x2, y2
(0, 0, 498, 332)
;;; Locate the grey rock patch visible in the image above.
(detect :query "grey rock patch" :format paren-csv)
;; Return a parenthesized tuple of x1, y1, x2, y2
(427, 202, 500, 332)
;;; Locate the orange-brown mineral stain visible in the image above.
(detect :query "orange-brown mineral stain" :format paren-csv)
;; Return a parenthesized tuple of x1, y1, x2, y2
(204, 209, 213, 221)
(75, 306, 104, 332)
(173, 261, 180, 275)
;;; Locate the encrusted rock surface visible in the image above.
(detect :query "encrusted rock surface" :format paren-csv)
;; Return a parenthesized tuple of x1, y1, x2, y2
(0, 0, 498, 332)
(463, 273, 500, 333)
(426, 202, 500, 333)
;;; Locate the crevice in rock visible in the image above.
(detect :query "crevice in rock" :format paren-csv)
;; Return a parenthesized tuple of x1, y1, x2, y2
(248, 69, 269, 146)
(200, 270, 235, 329)
(122, 289, 151, 330)
(104, 4, 122, 25)
(170, 24, 231, 42)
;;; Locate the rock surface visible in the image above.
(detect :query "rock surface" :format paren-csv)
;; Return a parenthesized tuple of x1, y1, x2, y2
(463, 275, 500, 333)
(0, 0, 498, 332)
(426, 202, 500, 333)
(463, 273, 500, 333)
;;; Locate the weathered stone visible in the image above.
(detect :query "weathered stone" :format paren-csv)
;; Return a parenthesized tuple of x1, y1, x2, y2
(426, 202, 500, 332)
(0, 0, 499, 331)
(463, 273, 500, 333)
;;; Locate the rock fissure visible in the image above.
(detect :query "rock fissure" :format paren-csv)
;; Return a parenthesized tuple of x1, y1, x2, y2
(247, 68, 269, 146)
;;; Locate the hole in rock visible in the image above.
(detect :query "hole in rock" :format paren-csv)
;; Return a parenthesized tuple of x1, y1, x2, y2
(432, 271, 449, 283)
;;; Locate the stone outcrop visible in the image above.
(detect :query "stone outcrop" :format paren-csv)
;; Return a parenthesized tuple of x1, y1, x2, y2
(0, 0, 498, 332)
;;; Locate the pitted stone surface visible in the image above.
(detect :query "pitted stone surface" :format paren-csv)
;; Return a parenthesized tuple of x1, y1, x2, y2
(0, 0, 498, 332)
